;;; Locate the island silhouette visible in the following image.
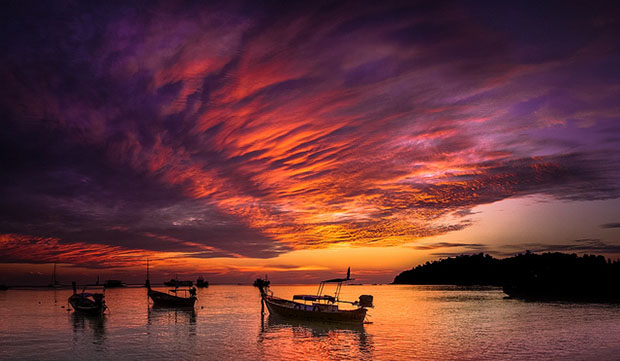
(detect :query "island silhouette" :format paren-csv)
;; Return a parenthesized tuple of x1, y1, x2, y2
(393, 252, 620, 301)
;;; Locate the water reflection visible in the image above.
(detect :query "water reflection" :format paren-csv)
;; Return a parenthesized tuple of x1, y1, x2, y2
(259, 313, 374, 359)
(143, 305, 198, 357)
(5, 286, 620, 360)
(70, 312, 107, 345)
(147, 305, 197, 326)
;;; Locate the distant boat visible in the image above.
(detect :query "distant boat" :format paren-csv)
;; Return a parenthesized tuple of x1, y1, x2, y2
(163, 279, 193, 287)
(254, 277, 270, 288)
(258, 268, 373, 324)
(196, 277, 209, 287)
(68, 282, 107, 314)
(146, 280, 197, 308)
(103, 280, 125, 288)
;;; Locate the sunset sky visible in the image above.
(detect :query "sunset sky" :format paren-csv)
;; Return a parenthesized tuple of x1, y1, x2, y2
(1, 0, 619, 285)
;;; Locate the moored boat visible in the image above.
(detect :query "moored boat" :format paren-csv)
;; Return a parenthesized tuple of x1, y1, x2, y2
(163, 279, 193, 287)
(258, 268, 373, 324)
(68, 282, 107, 314)
(146, 280, 197, 308)
(145, 260, 197, 308)
(103, 279, 125, 288)
(196, 276, 209, 287)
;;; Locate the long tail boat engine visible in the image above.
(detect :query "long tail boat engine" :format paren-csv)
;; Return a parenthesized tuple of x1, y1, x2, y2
(357, 295, 374, 308)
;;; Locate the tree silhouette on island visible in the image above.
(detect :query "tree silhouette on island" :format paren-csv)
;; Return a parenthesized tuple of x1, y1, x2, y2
(393, 252, 620, 301)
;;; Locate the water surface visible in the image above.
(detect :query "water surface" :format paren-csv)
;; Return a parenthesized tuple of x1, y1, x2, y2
(1, 285, 620, 360)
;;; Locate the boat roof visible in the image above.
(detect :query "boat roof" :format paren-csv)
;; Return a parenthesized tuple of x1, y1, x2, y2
(293, 295, 336, 302)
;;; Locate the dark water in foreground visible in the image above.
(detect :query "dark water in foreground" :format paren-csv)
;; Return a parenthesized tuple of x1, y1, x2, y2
(1, 285, 620, 360)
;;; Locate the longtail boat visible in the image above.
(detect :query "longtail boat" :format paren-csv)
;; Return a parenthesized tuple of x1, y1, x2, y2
(68, 281, 107, 314)
(258, 268, 373, 324)
(146, 280, 198, 308)
(145, 260, 197, 308)
(146, 280, 197, 308)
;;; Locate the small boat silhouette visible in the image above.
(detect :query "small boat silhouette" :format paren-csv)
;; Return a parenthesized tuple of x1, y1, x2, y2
(196, 276, 209, 287)
(103, 280, 125, 288)
(68, 281, 107, 314)
(145, 260, 197, 308)
(258, 267, 373, 324)
(146, 280, 197, 308)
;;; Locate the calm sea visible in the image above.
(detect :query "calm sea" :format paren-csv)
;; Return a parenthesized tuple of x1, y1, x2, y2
(1, 285, 620, 360)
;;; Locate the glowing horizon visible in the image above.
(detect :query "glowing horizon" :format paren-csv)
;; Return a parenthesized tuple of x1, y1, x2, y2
(1, 1, 619, 285)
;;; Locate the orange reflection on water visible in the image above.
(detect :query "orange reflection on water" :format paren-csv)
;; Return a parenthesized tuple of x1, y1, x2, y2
(257, 314, 374, 360)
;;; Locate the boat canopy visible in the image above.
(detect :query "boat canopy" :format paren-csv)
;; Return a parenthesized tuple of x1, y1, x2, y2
(293, 295, 336, 302)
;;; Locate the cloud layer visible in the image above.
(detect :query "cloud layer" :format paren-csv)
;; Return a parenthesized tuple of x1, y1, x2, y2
(1, 0, 619, 268)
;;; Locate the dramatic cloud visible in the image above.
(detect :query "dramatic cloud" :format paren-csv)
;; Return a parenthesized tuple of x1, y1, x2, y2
(0, 233, 152, 268)
(1, 0, 619, 269)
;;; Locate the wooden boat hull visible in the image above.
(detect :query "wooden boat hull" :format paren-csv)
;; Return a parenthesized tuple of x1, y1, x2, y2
(68, 295, 107, 315)
(261, 294, 367, 324)
(148, 289, 196, 308)
(69, 304, 106, 314)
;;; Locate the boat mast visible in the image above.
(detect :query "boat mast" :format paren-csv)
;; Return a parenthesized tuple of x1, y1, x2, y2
(51, 262, 57, 286)
(145, 258, 151, 288)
